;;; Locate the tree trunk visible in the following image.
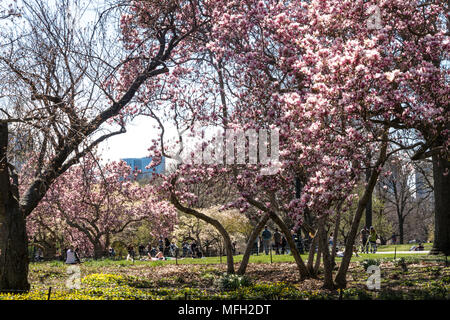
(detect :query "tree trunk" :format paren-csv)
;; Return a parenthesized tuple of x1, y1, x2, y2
(0, 123, 30, 292)
(365, 168, 373, 229)
(306, 232, 318, 276)
(334, 183, 377, 287)
(313, 233, 323, 275)
(105, 233, 111, 254)
(318, 219, 335, 289)
(430, 150, 450, 255)
(237, 212, 270, 275)
(269, 211, 310, 280)
(398, 216, 404, 245)
(93, 241, 105, 259)
(330, 206, 342, 263)
(0, 201, 30, 292)
(334, 132, 388, 288)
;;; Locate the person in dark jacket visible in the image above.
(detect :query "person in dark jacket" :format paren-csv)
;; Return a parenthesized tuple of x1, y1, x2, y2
(164, 237, 171, 256)
(261, 226, 272, 255)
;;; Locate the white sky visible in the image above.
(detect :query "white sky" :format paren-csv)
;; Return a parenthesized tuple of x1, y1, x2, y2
(99, 116, 160, 162)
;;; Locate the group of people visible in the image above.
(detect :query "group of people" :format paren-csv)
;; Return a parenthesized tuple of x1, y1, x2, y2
(257, 226, 304, 255)
(256, 225, 381, 257)
(121, 237, 205, 262)
(181, 240, 204, 258)
(158, 237, 180, 257)
(31, 246, 82, 264)
(359, 226, 379, 254)
(410, 243, 425, 251)
(124, 238, 177, 262)
(56, 225, 422, 264)
(59, 225, 381, 265)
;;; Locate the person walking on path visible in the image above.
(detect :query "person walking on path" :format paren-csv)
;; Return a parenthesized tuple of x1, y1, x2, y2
(190, 241, 199, 258)
(368, 226, 378, 253)
(259, 236, 264, 254)
(261, 226, 272, 255)
(138, 244, 145, 257)
(74, 248, 81, 263)
(108, 247, 116, 259)
(170, 242, 178, 257)
(291, 229, 305, 254)
(360, 226, 370, 253)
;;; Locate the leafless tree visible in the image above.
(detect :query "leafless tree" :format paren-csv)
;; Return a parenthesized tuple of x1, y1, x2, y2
(0, 0, 207, 291)
(378, 154, 434, 244)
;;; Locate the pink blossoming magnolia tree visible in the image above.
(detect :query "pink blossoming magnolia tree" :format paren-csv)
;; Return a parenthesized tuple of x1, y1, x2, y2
(213, 0, 447, 287)
(27, 156, 176, 259)
(139, 0, 371, 282)
(142, 0, 447, 289)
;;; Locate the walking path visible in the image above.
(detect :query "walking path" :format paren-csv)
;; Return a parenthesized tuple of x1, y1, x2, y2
(375, 251, 430, 254)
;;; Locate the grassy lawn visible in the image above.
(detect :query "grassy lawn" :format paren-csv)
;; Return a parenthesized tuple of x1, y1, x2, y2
(1, 247, 448, 300)
(42, 246, 442, 268)
(376, 243, 433, 252)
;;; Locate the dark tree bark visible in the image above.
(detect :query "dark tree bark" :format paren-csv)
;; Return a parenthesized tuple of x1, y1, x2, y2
(237, 212, 270, 275)
(317, 219, 334, 289)
(365, 168, 373, 229)
(306, 232, 319, 276)
(411, 128, 450, 256)
(313, 233, 322, 276)
(430, 150, 450, 255)
(0, 201, 29, 292)
(398, 216, 405, 245)
(0, 123, 30, 292)
(93, 241, 106, 260)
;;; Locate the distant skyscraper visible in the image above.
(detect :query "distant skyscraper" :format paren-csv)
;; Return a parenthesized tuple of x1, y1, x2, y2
(414, 164, 433, 200)
(121, 157, 165, 180)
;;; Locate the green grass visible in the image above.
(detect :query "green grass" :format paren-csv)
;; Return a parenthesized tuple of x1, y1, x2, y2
(376, 243, 433, 252)
(41, 251, 440, 268)
(32, 242, 442, 269)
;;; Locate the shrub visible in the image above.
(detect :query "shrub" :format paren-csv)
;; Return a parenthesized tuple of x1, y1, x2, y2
(361, 259, 380, 271)
(216, 273, 252, 291)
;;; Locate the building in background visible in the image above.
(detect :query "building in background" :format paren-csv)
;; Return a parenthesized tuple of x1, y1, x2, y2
(121, 157, 165, 181)
(414, 163, 433, 200)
